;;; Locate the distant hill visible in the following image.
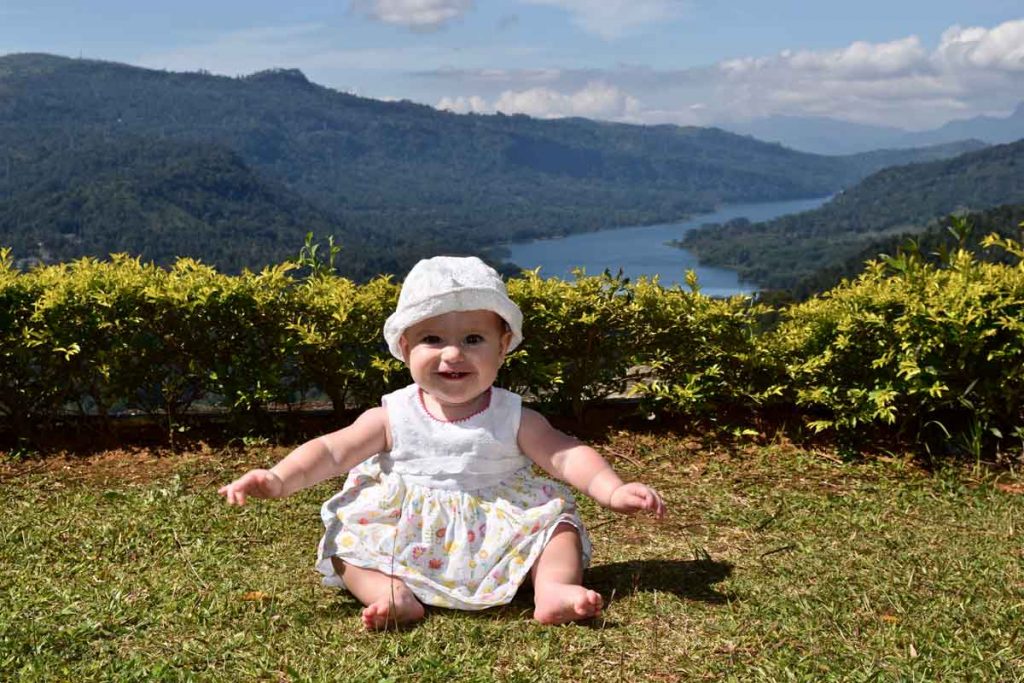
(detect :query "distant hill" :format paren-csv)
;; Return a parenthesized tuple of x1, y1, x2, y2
(723, 102, 1024, 155)
(0, 53, 987, 275)
(792, 203, 1024, 298)
(678, 139, 1024, 292)
(0, 138, 389, 275)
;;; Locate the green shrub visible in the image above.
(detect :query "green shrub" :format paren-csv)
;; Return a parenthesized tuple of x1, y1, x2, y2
(504, 269, 640, 417)
(20, 256, 169, 424)
(629, 272, 778, 417)
(290, 273, 403, 416)
(0, 249, 61, 435)
(772, 234, 1024, 455)
(2, 231, 1022, 460)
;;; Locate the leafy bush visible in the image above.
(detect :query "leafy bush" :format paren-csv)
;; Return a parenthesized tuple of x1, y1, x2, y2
(2, 228, 1023, 461)
(504, 269, 640, 417)
(0, 249, 62, 435)
(628, 272, 778, 417)
(290, 272, 403, 416)
(770, 231, 1024, 456)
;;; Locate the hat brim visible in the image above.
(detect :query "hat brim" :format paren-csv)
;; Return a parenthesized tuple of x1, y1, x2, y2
(384, 287, 523, 360)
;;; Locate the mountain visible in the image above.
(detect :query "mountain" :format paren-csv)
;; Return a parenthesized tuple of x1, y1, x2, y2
(722, 116, 914, 155)
(919, 102, 1024, 147)
(0, 138, 386, 275)
(723, 103, 1024, 155)
(0, 53, 987, 275)
(678, 139, 1024, 292)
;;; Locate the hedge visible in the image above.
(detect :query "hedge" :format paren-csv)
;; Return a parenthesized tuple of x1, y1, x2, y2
(1, 230, 1022, 458)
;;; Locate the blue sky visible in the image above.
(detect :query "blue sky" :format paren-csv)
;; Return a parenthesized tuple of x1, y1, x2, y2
(1, 1, 1021, 130)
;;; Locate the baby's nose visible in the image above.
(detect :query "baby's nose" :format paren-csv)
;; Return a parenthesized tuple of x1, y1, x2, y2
(441, 344, 464, 361)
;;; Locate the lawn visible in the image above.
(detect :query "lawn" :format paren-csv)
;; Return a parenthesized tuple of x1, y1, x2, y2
(2, 431, 1022, 681)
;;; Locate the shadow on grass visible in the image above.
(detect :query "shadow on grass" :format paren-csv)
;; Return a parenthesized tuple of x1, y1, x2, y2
(586, 558, 735, 604)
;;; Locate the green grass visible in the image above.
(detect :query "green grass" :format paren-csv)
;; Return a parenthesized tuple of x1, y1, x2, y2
(2, 434, 1023, 681)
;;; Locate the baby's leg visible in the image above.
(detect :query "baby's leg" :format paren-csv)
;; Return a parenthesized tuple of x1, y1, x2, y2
(330, 557, 425, 630)
(530, 523, 603, 624)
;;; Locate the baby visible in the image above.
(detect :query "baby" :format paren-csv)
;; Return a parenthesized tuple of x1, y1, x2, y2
(219, 256, 666, 628)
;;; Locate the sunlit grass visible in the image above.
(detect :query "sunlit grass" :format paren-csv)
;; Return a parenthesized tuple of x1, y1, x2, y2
(2, 434, 1022, 681)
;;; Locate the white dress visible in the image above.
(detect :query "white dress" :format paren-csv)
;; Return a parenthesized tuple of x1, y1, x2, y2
(316, 383, 592, 610)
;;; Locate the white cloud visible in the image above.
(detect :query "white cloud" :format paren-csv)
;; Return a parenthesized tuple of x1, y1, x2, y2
(520, 0, 688, 39)
(136, 16, 1024, 131)
(436, 81, 641, 120)
(351, 0, 473, 31)
(708, 23, 1024, 126)
(427, 19, 1024, 129)
(436, 94, 490, 113)
(934, 19, 1024, 71)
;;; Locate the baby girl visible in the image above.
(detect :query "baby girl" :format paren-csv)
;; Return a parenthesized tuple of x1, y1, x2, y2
(219, 256, 666, 628)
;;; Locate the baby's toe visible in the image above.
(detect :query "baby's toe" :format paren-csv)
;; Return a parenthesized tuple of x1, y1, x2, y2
(361, 604, 386, 629)
(576, 590, 603, 616)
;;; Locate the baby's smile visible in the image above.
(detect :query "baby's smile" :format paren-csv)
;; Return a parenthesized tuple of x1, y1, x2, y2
(438, 371, 471, 380)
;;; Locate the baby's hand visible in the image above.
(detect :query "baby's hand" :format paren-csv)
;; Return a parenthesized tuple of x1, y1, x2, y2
(608, 483, 666, 518)
(218, 469, 283, 505)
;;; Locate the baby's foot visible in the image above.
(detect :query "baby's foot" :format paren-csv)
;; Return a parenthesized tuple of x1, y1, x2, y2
(361, 587, 425, 630)
(533, 583, 603, 625)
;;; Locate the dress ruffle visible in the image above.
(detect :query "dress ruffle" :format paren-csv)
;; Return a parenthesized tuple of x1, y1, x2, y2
(317, 459, 592, 610)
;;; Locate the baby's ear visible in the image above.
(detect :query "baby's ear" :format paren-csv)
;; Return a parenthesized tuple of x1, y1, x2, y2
(398, 335, 411, 363)
(500, 329, 513, 356)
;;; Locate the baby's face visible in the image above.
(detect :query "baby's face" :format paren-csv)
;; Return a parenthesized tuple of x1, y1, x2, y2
(400, 310, 512, 408)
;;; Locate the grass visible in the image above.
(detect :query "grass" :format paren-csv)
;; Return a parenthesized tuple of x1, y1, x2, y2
(1, 431, 1023, 681)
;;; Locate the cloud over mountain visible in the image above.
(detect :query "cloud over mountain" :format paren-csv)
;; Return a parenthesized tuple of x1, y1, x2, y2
(439, 81, 640, 120)
(429, 18, 1024, 129)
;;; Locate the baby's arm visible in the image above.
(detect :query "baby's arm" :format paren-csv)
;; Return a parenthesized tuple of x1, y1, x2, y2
(518, 408, 666, 518)
(218, 407, 390, 505)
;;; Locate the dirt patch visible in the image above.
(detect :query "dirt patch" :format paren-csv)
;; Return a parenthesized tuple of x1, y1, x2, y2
(0, 444, 286, 488)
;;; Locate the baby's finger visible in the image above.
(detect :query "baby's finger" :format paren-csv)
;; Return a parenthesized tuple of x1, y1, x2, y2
(645, 487, 666, 518)
(652, 493, 667, 518)
(629, 489, 653, 513)
(225, 483, 246, 506)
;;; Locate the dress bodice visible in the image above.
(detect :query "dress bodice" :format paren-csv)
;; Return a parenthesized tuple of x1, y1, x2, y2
(375, 383, 530, 490)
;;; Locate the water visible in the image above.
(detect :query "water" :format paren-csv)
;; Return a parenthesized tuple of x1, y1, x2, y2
(503, 196, 831, 297)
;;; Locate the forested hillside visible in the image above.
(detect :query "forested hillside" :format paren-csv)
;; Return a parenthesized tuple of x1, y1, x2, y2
(0, 138, 391, 274)
(0, 53, 983, 276)
(791, 203, 1024, 297)
(679, 139, 1024, 292)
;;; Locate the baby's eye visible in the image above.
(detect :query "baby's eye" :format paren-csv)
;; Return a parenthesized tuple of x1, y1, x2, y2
(464, 334, 485, 345)
(421, 334, 442, 345)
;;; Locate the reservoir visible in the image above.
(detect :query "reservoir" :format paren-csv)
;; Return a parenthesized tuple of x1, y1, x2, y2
(504, 196, 830, 297)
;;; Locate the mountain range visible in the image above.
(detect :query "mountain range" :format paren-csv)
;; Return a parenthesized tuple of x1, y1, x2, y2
(0, 53, 988, 278)
(723, 103, 1024, 155)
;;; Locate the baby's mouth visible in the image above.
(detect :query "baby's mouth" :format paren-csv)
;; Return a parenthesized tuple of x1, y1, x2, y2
(438, 371, 470, 380)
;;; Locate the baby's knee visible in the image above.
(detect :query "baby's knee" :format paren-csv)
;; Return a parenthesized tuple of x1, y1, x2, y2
(551, 522, 581, 542)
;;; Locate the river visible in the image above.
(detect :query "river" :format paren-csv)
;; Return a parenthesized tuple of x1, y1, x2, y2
(503, 196, 831, 297)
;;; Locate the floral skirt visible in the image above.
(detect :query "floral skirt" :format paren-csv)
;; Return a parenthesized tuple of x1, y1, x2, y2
(316, 463, 592, 610)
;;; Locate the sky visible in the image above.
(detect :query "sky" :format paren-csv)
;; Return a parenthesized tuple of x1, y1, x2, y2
(1, 1, 1022, 130)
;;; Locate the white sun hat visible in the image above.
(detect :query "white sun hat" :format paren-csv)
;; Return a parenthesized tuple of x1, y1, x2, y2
(383, 256, 524, 361)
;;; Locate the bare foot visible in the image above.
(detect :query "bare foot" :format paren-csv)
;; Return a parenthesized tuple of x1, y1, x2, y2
(533, 583, 603, 625)
(361, 586, 425, 630)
